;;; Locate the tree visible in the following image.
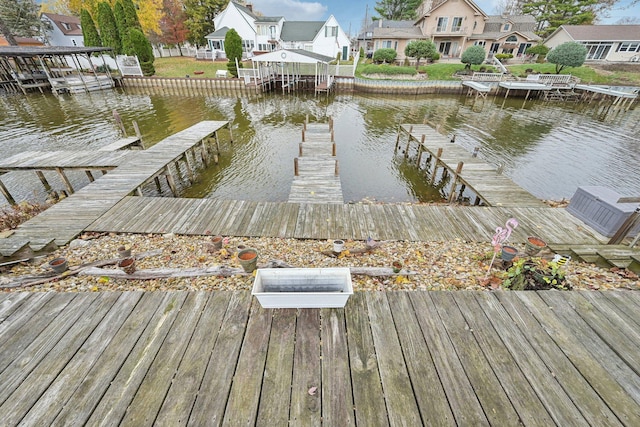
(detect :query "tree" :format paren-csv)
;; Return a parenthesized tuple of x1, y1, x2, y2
(159, 0, 189, 54)
(224, 28, 242, 77)
(184, 0, 226, 47)
(373, 48, 397, 63)
(546, 41, 587, 73)
(113, 1, 133, 54)
(132, 0, 163, 36)
(0, 16, 18, 45)
(461, 45, 486, 70)
(522, 0, 598, 37)
(374, 0, 422, 20)
(123, 0, 142, 29)
(80, 8, 102, 47)
(525, 43, 549, 62)
(96, 2, 121, 55)
(404, 40, 436, 68)
(0, 0, 42, 39)
(129, 27, 155, 75)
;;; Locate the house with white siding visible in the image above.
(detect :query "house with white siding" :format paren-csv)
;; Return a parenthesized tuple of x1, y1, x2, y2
(545, 25, 640, 62)
(41, 13, 84, 47)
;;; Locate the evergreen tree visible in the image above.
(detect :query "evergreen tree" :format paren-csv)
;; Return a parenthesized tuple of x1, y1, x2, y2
(546, 41, 587, 73)
(374, 0, 422, 20)
(113, 1, 133, 54)
(224, 28, 242, 77)
(96, 2, 121, 55)
(122, 0, 142, 30)
(522, 0, 597, 37)
(129, 27, 155, 75)
(461, 45, 486, 69)
(404, 40, 436, 68)
(80, 8, 102, 47)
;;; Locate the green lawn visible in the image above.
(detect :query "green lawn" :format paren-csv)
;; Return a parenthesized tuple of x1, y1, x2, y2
(153, 57, 640, 86)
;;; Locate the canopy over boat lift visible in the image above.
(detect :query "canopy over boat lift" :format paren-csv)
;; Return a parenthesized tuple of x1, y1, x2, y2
(245, 49, 335, 95)
(0, 46, 118, 95)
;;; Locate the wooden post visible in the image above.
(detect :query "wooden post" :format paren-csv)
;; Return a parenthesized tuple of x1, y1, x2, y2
(164, 165, 178, 196)
(182, 153, 194, 183)
(55, 168, 74, 194)
(404, 133, 412, 159)
(302, 129, 306, 142)
(448, 162, 464, 203)
(214, 132, 221, 153)
(200, 140, 209, 166)
(303, 121, 307, 131)
(113, 109, 127, 136)
(329, 116, 333, 131)
(0, 178, 16, 206)
(415, 135, 425, 166)
(85, 170, 95, 182)
(450, 133, 456, 143)
(133, 120, 142, 140)
(299, 143, 303, 157)
(227, 123, 233, 143)
(335, 159, 339, 176)
(294, 158, 299, 176)
(430, 148, 443, 184)
(154, 176, 162, 193)
(394, 125, 402, 152)
(332, 142, 336, 157)
(136, 187, 143, 196)
(472, 147, 480, 158)
(35, 171, 51, 191)
(331, 129, 335, 142)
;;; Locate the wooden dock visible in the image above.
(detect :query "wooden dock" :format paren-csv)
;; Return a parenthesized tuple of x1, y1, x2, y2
(0, 121, 230, 258)
(1, 290, 639, 425)
(85, 196, 606, 245)
(398, 124, 546, 208)
(288, 121, 343, 204)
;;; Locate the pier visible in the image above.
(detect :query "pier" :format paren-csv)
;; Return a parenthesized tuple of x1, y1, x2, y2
(288, 120, 343, 204)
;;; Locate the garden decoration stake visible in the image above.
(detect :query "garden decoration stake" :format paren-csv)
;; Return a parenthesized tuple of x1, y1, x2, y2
(485, 217, 519, 279)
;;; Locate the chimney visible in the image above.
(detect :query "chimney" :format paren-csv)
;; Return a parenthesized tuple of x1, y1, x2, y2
(246, 3, 253, 12)
(379, 19, 383, 28)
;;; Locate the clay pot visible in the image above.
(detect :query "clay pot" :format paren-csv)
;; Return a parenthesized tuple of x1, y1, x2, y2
(211, 235, 223, 250)
(501, 245, 518, 261)
(238, 248, 258, 273)
(392, 260, 403, 273)
(49, 257, 68, 274)
(118, 257, 136, 274)
(525, 236, 547, 256)
(117, 245, 131, 258)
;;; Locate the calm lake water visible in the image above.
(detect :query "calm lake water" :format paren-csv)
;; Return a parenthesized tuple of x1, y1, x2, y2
(0, 88, 638, 206)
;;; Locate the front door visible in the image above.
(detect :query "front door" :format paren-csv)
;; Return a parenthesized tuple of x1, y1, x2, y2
(490, 43, 500, 53)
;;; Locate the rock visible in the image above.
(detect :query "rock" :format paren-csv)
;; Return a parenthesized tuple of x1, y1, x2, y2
(69, 239, 91, 248)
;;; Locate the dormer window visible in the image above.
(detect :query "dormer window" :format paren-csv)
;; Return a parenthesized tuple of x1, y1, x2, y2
(62, 22, 71, 30)
(503, 23, 511, 31)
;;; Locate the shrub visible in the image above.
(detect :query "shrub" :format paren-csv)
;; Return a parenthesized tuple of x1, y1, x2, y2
(224, 29, 243, 77)
(526, 44, 549, 56)
(404, 40, 437, 68)
(461, 45, 486, 69)
(546, 41, 588, 73)
(495, 53, 514, 60)
(361, 64, 417, 76)
(430, 52, 440, 62)
(359, 47, 364, 58)
(373, 48, 397, 63)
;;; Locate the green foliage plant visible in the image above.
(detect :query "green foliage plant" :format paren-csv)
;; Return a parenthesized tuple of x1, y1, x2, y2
(96, 2, 122, 55)
(546, 41, 588, 73)
(373, 48, 397, 63)
(80, 9, 102, 48)
(224, 28, 243, 77)
(495, 53, 513, 61)
(129, 28, 155, 75)
(461, 45, 486, 69)
(361, 64, 416, 76)
(502, 258, 568, 291)
(113, 1, 133, 55)
(122, 0, 142, 29)
(404, 40, 437, 68)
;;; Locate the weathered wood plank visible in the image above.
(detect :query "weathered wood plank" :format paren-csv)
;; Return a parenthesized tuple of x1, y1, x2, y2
(188, 291, 252, 425)
(86, 292, 189, 426)
(366, 292, 422, 425)
(409, 292, 489, 426)
(256, 309, 297, 425)
(345, 293, 389, 426)
(223, 299, 273, 425)
(289, 309, 322, 426)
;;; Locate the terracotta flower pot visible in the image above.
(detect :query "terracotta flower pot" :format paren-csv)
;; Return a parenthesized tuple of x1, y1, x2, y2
(49, 257, 68, 274)
(392, 260, 403, 273)
(118, 257, 136, 274)
(238, 248, 258, 273)
(525, 236, 547, 256)
(501, 245, 518, 261)
(211, 235, 223, 250)
(117, 245, 131, 258)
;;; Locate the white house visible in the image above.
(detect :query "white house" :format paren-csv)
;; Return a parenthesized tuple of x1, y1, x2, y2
(41, 13, 84, 47)
(206, 1, 350, 60)
(545, 25, 640, 62)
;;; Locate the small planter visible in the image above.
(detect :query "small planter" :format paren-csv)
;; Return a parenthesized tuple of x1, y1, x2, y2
(117, 245, 131, 258)
(333, 239, 345, 253)
(501, 245, 518, 262)
(49, 257, 68, 274)
(525, 236, 547, 256)
(118, 257, 136, 274)
(252, 267, 353, 308)
(211, 235, 223, 250)
(238, 248, 258, 273)
(392, 260, 403, 273)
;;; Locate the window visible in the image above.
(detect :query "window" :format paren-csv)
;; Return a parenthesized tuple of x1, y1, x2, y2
(325, 26, 338, 37)
(382, 40, 392, 48)
(503, 23, 511, 31)
(618, 42, 640, 52)
(436, 17, 448, 32)
(269, 26, 276, 39)
(581, 42, 613, 60)
(242, 40, 254, 52)
(506, 35, 517, 42)
(61, 22, 71, 30)
(452, 17, 463, 32)
(474, 40, 486, 47)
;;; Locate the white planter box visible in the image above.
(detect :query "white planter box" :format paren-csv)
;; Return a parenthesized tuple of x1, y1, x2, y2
(252, 268, 353, 308)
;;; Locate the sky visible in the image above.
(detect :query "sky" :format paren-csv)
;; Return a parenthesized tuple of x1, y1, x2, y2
(247, 0, 640, 36)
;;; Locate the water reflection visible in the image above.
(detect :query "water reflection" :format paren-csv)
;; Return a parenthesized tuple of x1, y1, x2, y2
(0, 89, 638, 206)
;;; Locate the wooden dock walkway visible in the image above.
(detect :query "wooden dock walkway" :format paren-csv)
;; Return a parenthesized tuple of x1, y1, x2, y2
(399, 124, 546, 208)
(288, 122, 343, 204)
(0, 121, 230, 258)
(86, 196, 606, 245)
(1, 290, 639, 426)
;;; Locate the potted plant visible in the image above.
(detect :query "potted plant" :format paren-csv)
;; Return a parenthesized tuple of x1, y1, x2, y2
(525, 236, 547, 256)
(501, 245, 518, 262)
(238, 248, 258, 273)
(502, 258, 569, 290)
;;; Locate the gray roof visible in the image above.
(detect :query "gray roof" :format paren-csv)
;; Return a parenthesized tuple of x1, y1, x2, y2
(280, 21, 325, 42)
(255, 16, 282, 23)
(0, 46, 112, 57)
(485, 15, 537, 24)
(252, 48, 334, 64)
(205, 26, 230, 39)
(358, 20, 415, 39)
(558, 25, 640, 42)
(233, 1, 258, 19)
